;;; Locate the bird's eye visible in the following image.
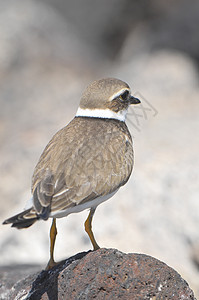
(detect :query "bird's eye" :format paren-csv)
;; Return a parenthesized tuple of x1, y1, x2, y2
(120, 90, 129, 101)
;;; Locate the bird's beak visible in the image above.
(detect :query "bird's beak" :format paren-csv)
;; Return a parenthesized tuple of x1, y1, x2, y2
(129, 96, 141, 105)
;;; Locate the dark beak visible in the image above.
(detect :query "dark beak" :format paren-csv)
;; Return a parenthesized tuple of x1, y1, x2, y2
(129, 96, 141, 105)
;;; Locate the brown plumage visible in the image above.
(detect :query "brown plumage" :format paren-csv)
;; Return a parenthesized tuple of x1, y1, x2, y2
(4, 118, 133, 226)
(34, 117, 133, 212)
(3, 78, 140, 268)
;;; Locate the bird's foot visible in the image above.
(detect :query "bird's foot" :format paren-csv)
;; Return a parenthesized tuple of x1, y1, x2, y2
(45, 258, 60, 270)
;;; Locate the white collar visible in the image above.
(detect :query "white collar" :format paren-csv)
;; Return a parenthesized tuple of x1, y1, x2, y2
(75, 107, 127, 122)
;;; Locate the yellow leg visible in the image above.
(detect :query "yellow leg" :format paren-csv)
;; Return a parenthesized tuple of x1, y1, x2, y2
(84, 208, 100, 251)
(46, 218, 57, 270)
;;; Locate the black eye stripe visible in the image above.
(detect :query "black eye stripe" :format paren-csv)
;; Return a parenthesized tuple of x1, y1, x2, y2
(120, 90, 129, 100)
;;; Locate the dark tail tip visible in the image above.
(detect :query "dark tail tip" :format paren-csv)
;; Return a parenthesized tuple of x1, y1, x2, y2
(3, 208, 39, 229)
(11, 218, 38, 229)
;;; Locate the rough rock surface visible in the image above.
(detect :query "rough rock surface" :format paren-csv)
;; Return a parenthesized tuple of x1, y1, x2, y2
(2, 249, 196, 300)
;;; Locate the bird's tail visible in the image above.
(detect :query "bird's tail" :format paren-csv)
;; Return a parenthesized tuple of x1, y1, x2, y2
(3, 208, 39, 229)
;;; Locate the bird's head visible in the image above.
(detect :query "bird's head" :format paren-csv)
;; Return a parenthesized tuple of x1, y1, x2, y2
(76, 78, 141, 122)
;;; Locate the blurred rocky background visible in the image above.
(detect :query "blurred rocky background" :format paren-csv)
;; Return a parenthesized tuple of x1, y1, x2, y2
(0, 0, 199, 297)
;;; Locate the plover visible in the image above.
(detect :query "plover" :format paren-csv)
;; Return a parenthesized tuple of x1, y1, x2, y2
(3, 78, 141, 269)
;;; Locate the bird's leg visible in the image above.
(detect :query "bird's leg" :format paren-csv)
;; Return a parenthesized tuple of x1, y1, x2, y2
(84, 207, 100, 251)
(46, 218, 57, 270)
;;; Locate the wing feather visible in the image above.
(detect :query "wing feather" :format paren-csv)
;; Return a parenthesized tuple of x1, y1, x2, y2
(31, 118, 133, 216)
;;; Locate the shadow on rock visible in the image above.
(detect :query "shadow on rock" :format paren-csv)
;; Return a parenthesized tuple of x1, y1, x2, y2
(27, 251, 90, 300)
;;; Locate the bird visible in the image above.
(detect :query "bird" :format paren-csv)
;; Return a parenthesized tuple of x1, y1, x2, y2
(3, 78, 141, 269)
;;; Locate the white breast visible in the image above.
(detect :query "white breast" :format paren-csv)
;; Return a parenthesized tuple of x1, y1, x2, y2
(50, 189, 119, 218)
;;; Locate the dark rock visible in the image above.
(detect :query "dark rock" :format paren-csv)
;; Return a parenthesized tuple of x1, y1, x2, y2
(40, 0, 150, 59)
(40, 0, 199, 61)
(4, 249, 196, 300)
(120, 0, 199, 63)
